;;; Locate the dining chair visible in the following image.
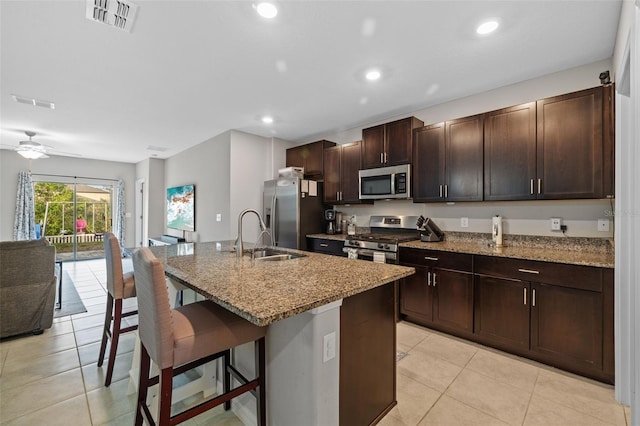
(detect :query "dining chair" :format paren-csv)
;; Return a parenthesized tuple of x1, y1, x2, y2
(132, 247, 267, 426)
(97, 232, 138, 386)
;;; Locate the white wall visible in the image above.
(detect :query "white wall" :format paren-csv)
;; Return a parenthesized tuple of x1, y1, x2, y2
(0, 150, 136, 245)
(316, 59, 615, 239)
(135, 157, 166, 245)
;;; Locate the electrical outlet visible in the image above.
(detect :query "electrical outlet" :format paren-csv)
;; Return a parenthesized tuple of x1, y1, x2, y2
(597, 219, 610, 232)
(323, 332, 336, 363)
(460, 217, 469, 228)
(550, 218, 562, 231)
(216, 213, 222, 222)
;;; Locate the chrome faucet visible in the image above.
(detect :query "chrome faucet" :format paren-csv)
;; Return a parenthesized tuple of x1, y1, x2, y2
(235, 209, 268, 258)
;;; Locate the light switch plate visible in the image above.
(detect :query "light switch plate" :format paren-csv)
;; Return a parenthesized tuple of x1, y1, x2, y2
(216, 213, 222, 222)
(597, 219, 610, 232)
(323, 332, 336, 363)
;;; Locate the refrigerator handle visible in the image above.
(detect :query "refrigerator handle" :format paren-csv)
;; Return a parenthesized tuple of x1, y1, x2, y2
(271, 194, 278, 246)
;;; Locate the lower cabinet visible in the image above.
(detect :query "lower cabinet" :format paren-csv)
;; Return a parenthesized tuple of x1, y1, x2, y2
(306, 237, 346, 257)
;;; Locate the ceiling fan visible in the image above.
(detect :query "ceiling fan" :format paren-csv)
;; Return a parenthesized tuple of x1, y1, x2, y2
(3, 131, 81, 159)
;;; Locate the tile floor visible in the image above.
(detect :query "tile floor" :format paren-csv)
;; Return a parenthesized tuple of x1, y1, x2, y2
(0, 259, 632, 426)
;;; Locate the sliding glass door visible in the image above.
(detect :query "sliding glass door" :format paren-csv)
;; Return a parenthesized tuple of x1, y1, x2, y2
(33, 180, 113, 261)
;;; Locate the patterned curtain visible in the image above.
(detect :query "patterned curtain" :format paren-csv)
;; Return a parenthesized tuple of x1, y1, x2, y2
(112, 179, 125, 253)
(14, 171, 36, 240)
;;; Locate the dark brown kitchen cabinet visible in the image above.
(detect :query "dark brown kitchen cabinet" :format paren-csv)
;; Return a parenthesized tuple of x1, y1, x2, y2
(286, 140, 336, 178)
(399, 248, 474, 336)
(484, 102, 537, 200)
(603, 84, 615, 199)
(306, 237, 346, 257)
(536, 86, 604, 199)
(323, 141, 366, 204)
(412, 115, 483, 202)
(361, 117, 423, 169)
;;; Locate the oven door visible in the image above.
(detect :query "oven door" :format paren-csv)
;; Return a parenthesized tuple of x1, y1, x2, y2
(343, 247, 398, 264)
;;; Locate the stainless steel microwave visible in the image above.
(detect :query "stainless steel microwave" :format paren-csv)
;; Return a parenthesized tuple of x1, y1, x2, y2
(359, 164, 411, 200)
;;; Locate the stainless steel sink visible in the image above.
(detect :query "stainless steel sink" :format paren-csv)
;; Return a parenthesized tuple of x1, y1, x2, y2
(249, 248, 306, 261)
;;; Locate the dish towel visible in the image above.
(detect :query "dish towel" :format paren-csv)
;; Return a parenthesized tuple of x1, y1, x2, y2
(373, 252, 386, 263)
(347, 248, 358, 260)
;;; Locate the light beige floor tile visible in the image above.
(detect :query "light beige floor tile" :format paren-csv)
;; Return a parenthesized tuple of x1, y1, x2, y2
(82, 351, 135, 392)
(99, 410, 136, 426)
(72, 313, 106, 332)
(388, 373, 441, 425)
(534, 369, 625, 425)
(0, 342, 9, 375)
(413, 332, 478, 368)
(446, 368, 531, 425)
(4, 331, 76, 363)
(44, 319, 75, 337)
(465, 348, 540, 393)
(378, 412, 411, 426)
(624, 405, 631, 426)
(397, 350, 462, 392)
(77, 332, 136, 367)
(74, 325, 104, 346)
(524, 393, 617, 426)
(397, 321, 431, 349)
(419, 395, 509, 426)
(1, 348, 79, 387)
(3, 394, 91, 426)
(71, 302, 107, 320)
(83, 295, 108, 308)
(0, 368, 85, 422)
(86, 375, 138, 425)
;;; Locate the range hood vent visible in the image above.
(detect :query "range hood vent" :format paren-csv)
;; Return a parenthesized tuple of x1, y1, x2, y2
(86, 0, 138, 33)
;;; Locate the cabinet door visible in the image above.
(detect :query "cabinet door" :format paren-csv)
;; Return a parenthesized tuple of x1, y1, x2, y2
(530, 282, 603, 371)
(484, 103, 537, 200)
(307, 238, 346, 257)
(323, 146, 341, 204)
(445, 115, 484, 201)
(474, 275, 530, 351)
(304, 141, 326, 176)
(400, 267, 433, 323)
(412, 124, 446, 202)
(286, 146, 304, 169)
(385, 118, 413, 166)
(361, 125, 385, 169)
(537, 87, 603, 199)
(340, 141, 362, 203)
(433, 269, 473, 332)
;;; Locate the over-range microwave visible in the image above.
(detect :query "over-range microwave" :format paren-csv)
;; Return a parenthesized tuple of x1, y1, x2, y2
(359, 164, 411, 200)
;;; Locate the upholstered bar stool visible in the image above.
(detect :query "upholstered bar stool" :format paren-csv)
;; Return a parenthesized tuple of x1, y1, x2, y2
(97, 232, 138, 386)
(132, 248, 267, 426)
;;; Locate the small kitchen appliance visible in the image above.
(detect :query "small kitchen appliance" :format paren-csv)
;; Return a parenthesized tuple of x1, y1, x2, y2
(358, 164, 411, 200)
(492, 215, 503, 247)
(325, 209, 336, 235)
(343, 215, 421, 263)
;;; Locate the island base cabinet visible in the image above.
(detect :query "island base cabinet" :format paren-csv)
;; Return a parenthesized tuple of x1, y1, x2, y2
(474, 275, 530, 352)
(341, 282, 396, 426)
(531, 283, 603, 372)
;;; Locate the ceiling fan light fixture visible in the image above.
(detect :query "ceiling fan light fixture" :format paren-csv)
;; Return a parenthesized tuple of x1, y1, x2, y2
(476, 20, 499, 35)
(17, 149, 48, 159)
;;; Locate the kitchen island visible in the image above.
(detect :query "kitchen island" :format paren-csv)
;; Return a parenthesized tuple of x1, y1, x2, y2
(148, 241, 415, 426)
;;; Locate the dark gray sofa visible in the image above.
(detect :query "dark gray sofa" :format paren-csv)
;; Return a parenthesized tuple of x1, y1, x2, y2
(0, 238, 57, 338)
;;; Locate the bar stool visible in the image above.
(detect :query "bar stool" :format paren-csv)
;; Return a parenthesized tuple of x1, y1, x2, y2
(97, 232, 138, 386)
(132, 248, 267, 426)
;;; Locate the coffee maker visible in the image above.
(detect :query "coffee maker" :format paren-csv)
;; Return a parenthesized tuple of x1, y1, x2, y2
(325, 209, 336, 234)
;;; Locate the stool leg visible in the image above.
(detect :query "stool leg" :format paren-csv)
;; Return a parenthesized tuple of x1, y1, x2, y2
(256, 337, 266, 426)
(224, 349, 231, 411)
(97, 294, 114, 367)
(105, 298, 123, 386)
(135, 345, 151, 426)
(158, 368, 173, 426)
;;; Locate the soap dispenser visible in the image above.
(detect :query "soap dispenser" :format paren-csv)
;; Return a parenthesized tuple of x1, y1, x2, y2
(492, 215, 503, 247)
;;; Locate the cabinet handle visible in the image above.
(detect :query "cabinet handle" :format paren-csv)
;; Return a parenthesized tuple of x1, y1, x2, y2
(380, 153, 384, 164)
(518, 268, 540, 274)
(427, 272, 432, 286)
(384, 152, 388, 163)
(532, 289, 536, 307)
(424, 256, 439, 261)
(320, 243, 329, 247)
(530, 179, 534, 195)
(433, 272, 437, 287)
(339, 191, 343, 201)
(439, 185, 443, 198)
(523, 288, 527, 305)
(538, 178, 542, 194)
(444, 185, 448, 198)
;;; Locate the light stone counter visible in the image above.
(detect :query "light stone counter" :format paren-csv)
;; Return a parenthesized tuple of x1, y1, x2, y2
(148, 241, 415, 326)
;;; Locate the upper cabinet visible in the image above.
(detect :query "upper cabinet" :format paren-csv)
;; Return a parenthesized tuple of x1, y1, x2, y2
(413, 115, 484, 203)
(323, 141, 368, 204)
(286, 140, 336, 178)
(536, 86, 604, 199)
(484, 102, 537, 201)
(361, 117, 424, 169)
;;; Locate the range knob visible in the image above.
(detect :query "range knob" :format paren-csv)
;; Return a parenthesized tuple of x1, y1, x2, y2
(377, 243, 384, 249)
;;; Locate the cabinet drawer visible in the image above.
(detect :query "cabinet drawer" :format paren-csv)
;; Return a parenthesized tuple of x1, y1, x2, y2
(400, 247, 472, 272)
(307, 238, 346, 257)
(475, 255, 602, 292)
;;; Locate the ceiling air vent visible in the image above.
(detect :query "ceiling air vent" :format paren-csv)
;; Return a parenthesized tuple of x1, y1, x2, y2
(86, 0, 138, 33)
(12, 94, 55, 109)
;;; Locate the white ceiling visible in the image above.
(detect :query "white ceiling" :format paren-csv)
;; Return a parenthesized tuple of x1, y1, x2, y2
(0, 1, 622, 164)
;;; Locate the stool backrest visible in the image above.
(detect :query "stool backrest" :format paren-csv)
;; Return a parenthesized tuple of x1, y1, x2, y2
(132, 248, 174, 369)
(104, 232, 125, 298)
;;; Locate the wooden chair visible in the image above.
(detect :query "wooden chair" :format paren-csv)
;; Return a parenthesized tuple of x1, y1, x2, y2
(132, 248, 266, 426)
(97, 232, 138, 386)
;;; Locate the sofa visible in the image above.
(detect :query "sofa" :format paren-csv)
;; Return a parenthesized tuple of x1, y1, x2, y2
(0, 238, 57, 338)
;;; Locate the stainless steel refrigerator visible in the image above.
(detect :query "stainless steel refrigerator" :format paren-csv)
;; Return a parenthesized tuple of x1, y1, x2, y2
(263, 178, 325, 250)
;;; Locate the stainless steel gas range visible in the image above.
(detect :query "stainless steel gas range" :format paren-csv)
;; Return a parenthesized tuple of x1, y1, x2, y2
(343, 216, 420, 264)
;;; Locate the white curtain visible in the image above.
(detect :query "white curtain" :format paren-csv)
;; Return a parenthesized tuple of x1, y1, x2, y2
(14, 171, 36, 240)
(112, 179, 125, 252)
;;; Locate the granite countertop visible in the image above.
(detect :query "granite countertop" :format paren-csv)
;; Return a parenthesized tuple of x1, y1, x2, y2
(308, 232, 614, 269)
(148, 241, 414, 327)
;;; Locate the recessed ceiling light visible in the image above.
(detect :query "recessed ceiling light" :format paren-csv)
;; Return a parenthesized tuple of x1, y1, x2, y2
(256, 2, 277, 19)
(262, 116, 274, 124)
(476, 20, 499, 35)
(365, 69, 381, 81)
